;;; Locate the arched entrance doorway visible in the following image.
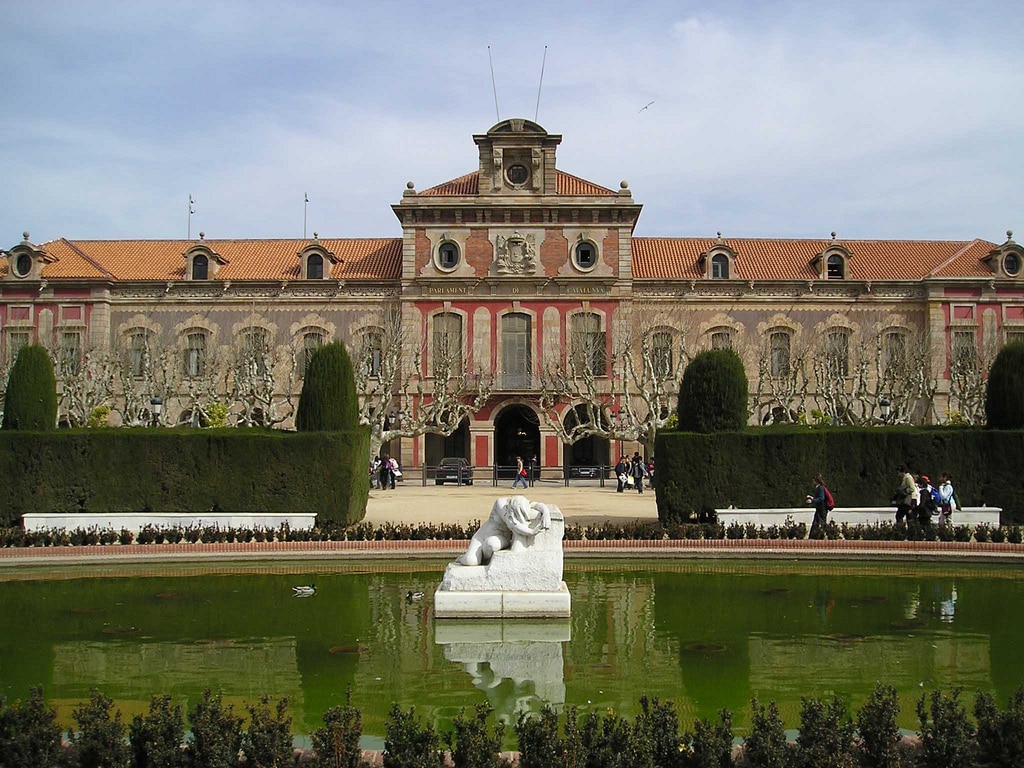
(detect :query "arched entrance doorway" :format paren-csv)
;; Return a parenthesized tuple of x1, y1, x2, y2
(424, 418, 471, 468)
(493, 404, 540, 478)
(561, 404, 611, 476)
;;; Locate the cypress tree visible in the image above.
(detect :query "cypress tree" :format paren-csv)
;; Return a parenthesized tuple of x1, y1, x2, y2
(2, 344, 57, 430)
(295, 341, 359, 431)
(986, 341, 1024, 429)
(676, 348, 748, 433)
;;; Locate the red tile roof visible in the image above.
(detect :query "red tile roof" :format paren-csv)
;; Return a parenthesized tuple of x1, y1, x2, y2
(9, 239, 403, 282)
(631, 237, 996, 281)
(419, 170, 615, 196)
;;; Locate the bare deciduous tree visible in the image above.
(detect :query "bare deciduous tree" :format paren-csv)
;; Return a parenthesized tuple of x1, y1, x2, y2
(352, 303, 492, 460)
(227, 324, 296, 427)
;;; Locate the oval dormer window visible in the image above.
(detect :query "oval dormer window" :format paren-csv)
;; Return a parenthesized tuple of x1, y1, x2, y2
(307, 253, 324, 279)
(1005, 252, 1021, 277)
(438, 242, 460, 271)
(192, 254, 209, 280)
(14, 253, 32, 277)
(506, 164, 529, 185)
(573, 242, 597, 271)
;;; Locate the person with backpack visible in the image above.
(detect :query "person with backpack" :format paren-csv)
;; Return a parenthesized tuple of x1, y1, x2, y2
(806, 473, 834, 537)
(916, 475, 939, 525)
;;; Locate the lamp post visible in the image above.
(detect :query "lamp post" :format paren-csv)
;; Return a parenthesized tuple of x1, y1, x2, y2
(150, 396, 162, 427)
(879, 397, 891, 425)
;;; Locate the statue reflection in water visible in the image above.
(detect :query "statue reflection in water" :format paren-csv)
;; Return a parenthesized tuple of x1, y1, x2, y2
(435, 621, 570, 722)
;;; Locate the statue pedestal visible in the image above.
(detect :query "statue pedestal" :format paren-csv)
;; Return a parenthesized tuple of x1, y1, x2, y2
(434, 503, 571, 618)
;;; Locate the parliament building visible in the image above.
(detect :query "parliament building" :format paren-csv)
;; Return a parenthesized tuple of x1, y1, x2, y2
(3, 119, 1022, 473)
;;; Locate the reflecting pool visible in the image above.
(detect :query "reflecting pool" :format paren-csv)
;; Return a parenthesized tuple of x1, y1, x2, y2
(1, 559, 1022, 742)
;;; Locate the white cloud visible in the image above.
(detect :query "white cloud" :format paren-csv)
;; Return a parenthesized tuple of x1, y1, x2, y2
(1, 0, 1021, 243)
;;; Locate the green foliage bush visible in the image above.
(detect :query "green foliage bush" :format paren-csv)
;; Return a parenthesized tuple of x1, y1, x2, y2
(129, 694, 188, 768)
(0, 686, 63, 768)
(446, 703, 507, 768)
(296, 341, 360, 432)
(383, 704, 444, 768)
(792, 696, 855, 768)
(742, 699, 789, 768)
(69, 689, 129, 768)
(855, 683, 901, 768)
(986, 341, 1024, 428)
(655, 426, 1024, 524)
(187, 690, 243, 768)
(242, 696, 293, 768)
(916, 688, 975, 768)
(311, 690, 367, 768)
(676, 349, 748, 433)
(974, 688, 1024, 767)
(2, 344, 57, 431)
(0, 428, 368, 527)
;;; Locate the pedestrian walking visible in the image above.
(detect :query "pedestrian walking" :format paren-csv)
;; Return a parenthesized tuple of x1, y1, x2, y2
(893, 464, 918, 523)
(806, 473, 834, 538)
(938, 473, 957, 525)
(379, 453, 393, 491)
(511, 455, 529, 489)
(615, 455, 629, 492)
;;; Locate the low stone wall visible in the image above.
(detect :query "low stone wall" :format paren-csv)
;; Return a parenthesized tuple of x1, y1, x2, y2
(21, 511, 316, 533)
(714, 506, 1001, 528)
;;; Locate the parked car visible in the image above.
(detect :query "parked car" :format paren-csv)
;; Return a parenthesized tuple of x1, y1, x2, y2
(435, 457, 474, 485)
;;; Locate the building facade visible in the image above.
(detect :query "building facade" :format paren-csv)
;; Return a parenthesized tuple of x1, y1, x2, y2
(3, 119, 1022, 472)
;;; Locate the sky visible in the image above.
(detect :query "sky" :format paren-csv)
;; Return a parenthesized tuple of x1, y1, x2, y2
(1, 0, 1021, 245)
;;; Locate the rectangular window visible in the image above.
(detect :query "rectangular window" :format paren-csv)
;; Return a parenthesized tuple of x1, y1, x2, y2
(571, 313, 606, 377)
(184, 332, 207, 378)
(6, 331, 30, 365)
(433, 313, 463, 378)
(1006, 330, 1024, 347)
(952, 330, 977, 372)
(60, 331, 82, 376)
(501, 313, 532, 389)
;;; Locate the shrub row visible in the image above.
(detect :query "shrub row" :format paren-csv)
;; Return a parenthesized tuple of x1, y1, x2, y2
(655, 426, 1024, 524)
(4, 684, 1024, 767)
(0, 428, 369, 527)
(5, 519, 1024, 548)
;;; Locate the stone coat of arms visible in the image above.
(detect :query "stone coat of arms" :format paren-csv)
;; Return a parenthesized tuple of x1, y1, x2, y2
(495, 232, 537, 275)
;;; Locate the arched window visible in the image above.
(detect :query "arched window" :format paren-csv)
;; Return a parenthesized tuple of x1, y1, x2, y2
(651, 331, 673, 377)
(301, 331, 324, 377)
(825, 329, 850, 378)
(827, 253, 845, 279)
(433, 313, 463, 377)
(501, 313, 532, 388)
(770, 331, 791, 378)
(571, 312, 606, 376)
(307, 253, 324, 280)
(711, 253, 729, 279)
(710, 329, 732, 350)
(191, 254, 209, 281)
(183, 331, 208, 377)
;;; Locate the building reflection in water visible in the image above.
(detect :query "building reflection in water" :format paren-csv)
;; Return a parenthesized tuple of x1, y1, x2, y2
(435, 620, 570, 723)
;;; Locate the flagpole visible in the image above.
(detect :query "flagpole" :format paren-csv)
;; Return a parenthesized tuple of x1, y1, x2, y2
(188, 194, 195, 239)
(304, 193, 309, 238)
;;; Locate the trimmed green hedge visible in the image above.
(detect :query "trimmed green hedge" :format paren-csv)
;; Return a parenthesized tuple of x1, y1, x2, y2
(655, 426, 1024, 524)
(0, 428, 369, 527)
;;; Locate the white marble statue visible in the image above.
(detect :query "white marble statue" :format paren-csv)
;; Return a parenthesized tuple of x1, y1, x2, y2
(435, 495, 570, 618)
(456, 495, 552, 566)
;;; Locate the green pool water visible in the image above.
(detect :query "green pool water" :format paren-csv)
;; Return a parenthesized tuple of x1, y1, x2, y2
(1, 559, 1021, 743)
